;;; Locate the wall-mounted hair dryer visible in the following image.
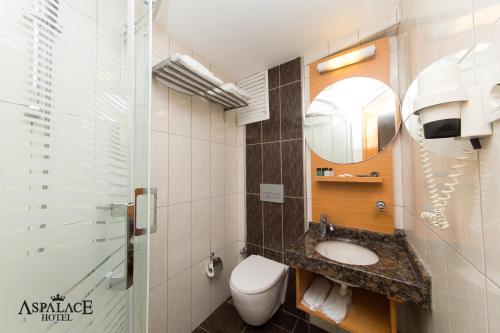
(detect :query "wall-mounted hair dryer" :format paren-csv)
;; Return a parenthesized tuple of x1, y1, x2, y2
(411, 64, 499, 149)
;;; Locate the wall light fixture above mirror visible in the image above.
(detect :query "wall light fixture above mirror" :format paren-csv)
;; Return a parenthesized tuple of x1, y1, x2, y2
(304, 77, 401, 164)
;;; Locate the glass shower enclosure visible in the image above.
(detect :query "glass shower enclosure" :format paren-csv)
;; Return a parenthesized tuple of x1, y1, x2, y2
(0, 0, 152, 332)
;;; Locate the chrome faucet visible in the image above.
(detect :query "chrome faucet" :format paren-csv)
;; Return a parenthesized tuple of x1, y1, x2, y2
(319, 214, 334, 236)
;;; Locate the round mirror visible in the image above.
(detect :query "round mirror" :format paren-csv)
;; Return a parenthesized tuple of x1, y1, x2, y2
(304, 77, 401, 164)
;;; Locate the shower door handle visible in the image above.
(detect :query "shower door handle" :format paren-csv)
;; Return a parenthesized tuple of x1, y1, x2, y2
(111, 202, 135, 289)
(134, 187, 158, 236)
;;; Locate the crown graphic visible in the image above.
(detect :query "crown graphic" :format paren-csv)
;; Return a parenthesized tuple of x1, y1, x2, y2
(51, 294, 65, 302)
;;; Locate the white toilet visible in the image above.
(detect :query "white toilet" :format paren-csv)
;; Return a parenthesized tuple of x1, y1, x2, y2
(230, 255, 289, 326)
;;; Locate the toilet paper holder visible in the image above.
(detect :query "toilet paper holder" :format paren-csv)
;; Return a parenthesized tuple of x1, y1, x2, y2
(207, 252, 223, 278)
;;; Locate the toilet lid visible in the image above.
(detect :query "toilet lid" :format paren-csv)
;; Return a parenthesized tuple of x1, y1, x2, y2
(230, 255, 288, 295)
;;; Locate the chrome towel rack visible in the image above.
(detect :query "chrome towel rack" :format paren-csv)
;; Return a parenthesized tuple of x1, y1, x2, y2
(152, 59, 249, 111)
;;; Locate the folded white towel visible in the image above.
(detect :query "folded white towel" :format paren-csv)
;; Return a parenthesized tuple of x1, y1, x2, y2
(301, 277, 331, 310)
(220, 83, 251, 101)
(171, 53, 224, 86)
(320, 286, 353, 324)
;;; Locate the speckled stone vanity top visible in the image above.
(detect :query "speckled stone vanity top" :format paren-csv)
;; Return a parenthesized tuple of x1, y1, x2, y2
(284, 223, 431, 308)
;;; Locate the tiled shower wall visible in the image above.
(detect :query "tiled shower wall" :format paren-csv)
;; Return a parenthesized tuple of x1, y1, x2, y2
(245, 57, 307, 317)
(397, 0, 500, 332)
(148, 23, 246, 333)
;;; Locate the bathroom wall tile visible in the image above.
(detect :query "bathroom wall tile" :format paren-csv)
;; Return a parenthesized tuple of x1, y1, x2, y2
(262, 88, 281, 143)
(168, 202, 192, 278)
(247, 243, 264, 257)
(236, 145, 246, 194)
(150, 206, 168, 289)
(280, 82, 303, 140)
(479, 121, 500, 285)
(426, 229, 451, 333)
(263, 248, 284, 263)
(246, 144, 262, 194)
(237, 193, 246, 242)
(169, 36, 193, 57)
(486, 278, 500, 333)
(246, 194, 263, 246)
(392, 135, 403, 206)
(149, 282, 168, 333)
(211, 196, 226, 252)
(168, 89, 192, 137)
(152, 25, 170, 59)
(279, 58, 301, 85)
(283, 197, 305, 249)
(268, 66, 280, 90)
(210, 248, 227, 311)
(246, 122, 262, 144)
(473, 0, 500, 41)
(151, 131, 168, 207)
(263, 202, 283, 252)
(151, 80, 169, 133)
(192, 96, 211, 141)
(192, 258, 211, 329)
(225, 194, 238, 245)
(192, 139, 211, 200)
(282, 139, 304, 197)
(168, 268, 192, 333)
(211, 143, 225, 197)
(225, 241, 240, 297)
(224, 111, 237, 145)
(446, 247, 488, 333)
(225, 145, 237, 194)
(169, 134, 191, 204)
(262, 142, 282, 184)
(237, 125, 246, 146)
(192, 199, 211, 264)
(210, 104, 225, 143)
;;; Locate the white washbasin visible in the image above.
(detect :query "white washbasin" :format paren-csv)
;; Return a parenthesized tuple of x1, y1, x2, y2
(314, 240, 379, 266)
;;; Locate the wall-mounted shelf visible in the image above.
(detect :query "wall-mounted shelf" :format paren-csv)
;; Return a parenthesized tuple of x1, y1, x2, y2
(152, 59, 248, 111)
(314, 176, 384, 183)
(296, 268, 396, 333)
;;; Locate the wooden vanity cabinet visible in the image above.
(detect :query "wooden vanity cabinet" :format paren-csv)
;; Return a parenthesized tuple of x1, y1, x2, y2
(295, 268, 398, 333)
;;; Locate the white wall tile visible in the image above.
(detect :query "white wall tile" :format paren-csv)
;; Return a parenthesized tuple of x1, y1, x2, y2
(192, 139, 211, 200)
(151, 131, 168, 207)
(236, 145, 246, 194)
(237, 193, 246, 242)
(152, 25, 170, 59)
(150, 206, 168, 289)
(225, 194, 238, 245)
(446, 247, 487, 333)
(211, 143, 225, 197)
(192, 198, 211, 264)
(168, 269, 192, 333)
(149, 282, 168, 333)
(224, 111, 237, 145)
(191, 258, 211, 329)
(210, 104, 225, 143)
(169, 89, 192, 137)
(169, 37, 193, 57)
(225, 145, 237, 194)
(210, 196, 225, 252)
(486, 278, 500, 333)
(169, 134, 191, 204)
(151, 80, 169, 133)
(192, 96, 211, 141)
(236, 125, 246, 146)
(168, 202, 192, 278)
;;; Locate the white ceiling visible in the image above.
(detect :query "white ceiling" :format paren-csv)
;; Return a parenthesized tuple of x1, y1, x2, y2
(157, 0, 397, 81)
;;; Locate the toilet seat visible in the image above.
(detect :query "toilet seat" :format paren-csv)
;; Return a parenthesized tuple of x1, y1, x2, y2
(230, 255, 287, 294)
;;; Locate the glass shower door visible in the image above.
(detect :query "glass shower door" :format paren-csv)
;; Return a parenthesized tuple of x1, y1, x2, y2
(0, 0, 151, 332)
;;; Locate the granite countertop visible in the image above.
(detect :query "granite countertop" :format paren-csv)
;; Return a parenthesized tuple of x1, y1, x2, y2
(284, 223, 431, 308)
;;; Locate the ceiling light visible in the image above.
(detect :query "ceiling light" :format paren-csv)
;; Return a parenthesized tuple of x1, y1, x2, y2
(317, 45, 376, 74)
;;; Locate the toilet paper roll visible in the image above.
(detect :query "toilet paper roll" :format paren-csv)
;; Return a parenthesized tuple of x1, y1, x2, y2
(206, 256, 223, 279)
